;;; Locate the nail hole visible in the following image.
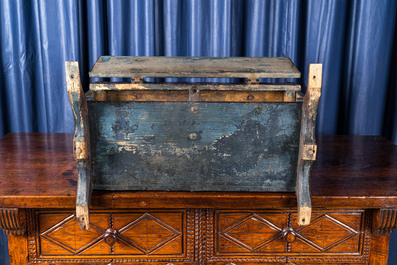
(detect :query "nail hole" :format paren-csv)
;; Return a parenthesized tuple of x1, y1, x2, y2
(190, 106, 198, 113)
(302, 218, 305, 223)
(188, 132, 197, 140)
(191, 88, 198, 94)
(247, 95, 254, 100)
(313, 75, 316, 79)
(71, 74, 75, 78)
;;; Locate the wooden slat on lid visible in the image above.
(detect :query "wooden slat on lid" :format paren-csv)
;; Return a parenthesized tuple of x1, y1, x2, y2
(89, 56, 301, 79)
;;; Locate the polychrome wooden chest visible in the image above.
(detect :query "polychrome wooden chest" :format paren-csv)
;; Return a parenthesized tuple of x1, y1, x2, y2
(65, 57, 322, 230)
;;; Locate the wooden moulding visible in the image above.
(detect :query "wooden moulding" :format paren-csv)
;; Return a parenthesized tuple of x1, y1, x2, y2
(373, 209, 397, 235)
(0, 208, 25, 236)
(89, 82, 301, 91)
(89, 83, 302, 103)
(296, 64, 322, 226)
(89, 56, 301, 79)
(89, 89, 300, 103)
(65, 61, 92, 231)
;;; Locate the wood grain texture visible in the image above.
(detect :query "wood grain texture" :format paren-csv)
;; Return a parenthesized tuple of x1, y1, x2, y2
(89, 56, 301, 79)
(27, 209, 194, 264)
(88, 102, 301, 192)
(369, 234, 390, 265)
(0, 134, 397, 264)
(65, 62, 92, 231)
(24, 208, 374, 264)
(210, 210, 368, 263)
(373, 209, 397, 235)
(0, 208, 24, 236)
(0, 134, 397, 209)
(7, 234, 28, 265)
(90, 89, 290, 102)
(296, 64, 322, 226)
(5, 209, 26, 265)
(90, 82, 301, 91)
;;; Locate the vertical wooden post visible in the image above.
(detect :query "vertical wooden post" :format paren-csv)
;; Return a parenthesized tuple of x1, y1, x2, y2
(65, 61, 91, 230)
(296, 64, 322, 225)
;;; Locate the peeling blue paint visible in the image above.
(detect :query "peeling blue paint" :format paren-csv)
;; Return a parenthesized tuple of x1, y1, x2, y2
(88, 102, 301, 192)
(101, 56, 111, 62)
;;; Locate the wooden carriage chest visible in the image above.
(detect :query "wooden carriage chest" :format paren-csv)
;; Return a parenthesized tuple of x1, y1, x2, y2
(65, 57, 322, 230)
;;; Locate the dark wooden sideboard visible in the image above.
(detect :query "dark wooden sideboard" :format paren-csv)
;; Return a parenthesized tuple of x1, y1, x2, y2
(0, 133, 397, 264)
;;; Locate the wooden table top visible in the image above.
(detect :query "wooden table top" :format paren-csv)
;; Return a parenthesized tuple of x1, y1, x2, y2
(0, 133, 396, 210)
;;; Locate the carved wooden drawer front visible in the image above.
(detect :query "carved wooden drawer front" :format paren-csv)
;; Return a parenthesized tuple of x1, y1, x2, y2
(27, 209, 371, 264)
(27, 209, 195, 264)
(210, 210, 370, 264)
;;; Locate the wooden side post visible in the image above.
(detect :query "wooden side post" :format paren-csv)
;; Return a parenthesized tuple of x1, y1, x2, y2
(65, 61, 91, 230)
(296, 64, 322, 226)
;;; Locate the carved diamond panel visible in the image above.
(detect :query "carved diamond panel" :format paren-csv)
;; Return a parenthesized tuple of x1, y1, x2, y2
(221, 213, 282, 251)
(115, 213, 182, 254)
(40, 214, 105, 255)
(294, 214, 358, 251)
(213, 210, 368, 263)
(30, 210, 192, 264)
(28, 209, 370, 264)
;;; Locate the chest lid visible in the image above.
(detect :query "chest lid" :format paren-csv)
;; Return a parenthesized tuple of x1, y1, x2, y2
(88, 56, 302, 102)
(89, 56, 300, 80)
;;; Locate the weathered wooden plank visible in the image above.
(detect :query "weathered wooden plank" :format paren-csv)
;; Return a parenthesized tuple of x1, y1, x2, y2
(89, 82, 301, 92)
(65, 61, 92, 231)
(89, 56, 301, 79)
(296, 64, 322, 226)
(88, 102, 301, 192)
(199, 90, 285, 102)
(90, 90, 290, 102)
(284, 90, 297, 102)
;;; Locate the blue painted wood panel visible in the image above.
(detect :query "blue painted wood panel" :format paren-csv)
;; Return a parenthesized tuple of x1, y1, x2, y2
(88, 102, 301, 192)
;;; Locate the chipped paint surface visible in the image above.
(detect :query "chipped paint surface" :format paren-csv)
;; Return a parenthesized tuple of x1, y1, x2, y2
(88, 102, 301, 192)
(89, 56, 301, 79)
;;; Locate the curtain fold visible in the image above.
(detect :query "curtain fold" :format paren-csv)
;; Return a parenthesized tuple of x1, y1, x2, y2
(1, 0, 396, 141)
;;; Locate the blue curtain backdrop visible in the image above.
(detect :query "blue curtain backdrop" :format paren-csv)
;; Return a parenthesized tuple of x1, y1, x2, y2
(0, 0, 397, 264)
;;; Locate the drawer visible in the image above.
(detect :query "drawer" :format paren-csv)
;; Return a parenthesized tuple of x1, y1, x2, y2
(27, 209, 195, 264)
(27, 209, 371, 264)
(209, 210, 370, 264)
